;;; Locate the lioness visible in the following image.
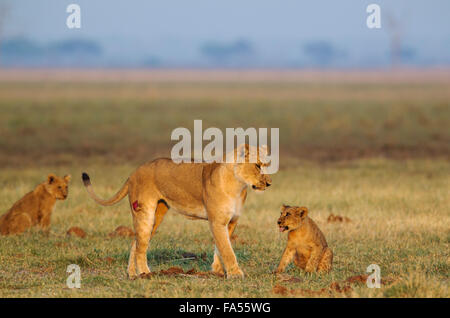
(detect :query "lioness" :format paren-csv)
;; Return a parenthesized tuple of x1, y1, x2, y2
(276, 205, 332, 273)
(82, 144, 271, 279)
(0, 174, 71, 235)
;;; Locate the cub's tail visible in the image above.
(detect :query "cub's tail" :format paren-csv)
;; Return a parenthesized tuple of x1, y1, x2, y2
(82, 172, 129, 206)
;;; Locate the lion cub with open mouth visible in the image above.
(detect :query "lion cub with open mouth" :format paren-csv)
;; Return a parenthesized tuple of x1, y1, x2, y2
(275, 205, 332, 273)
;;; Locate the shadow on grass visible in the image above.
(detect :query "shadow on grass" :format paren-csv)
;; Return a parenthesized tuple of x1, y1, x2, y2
(50, 245, 253, 274)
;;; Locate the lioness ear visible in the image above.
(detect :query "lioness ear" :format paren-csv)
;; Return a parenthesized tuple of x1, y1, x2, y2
(47, 173, 56, 184)
(297, 207, 308, 218)
(236, 144, 250, 161)
(64, 174, 72, 183)
(259, 144, 268, 158)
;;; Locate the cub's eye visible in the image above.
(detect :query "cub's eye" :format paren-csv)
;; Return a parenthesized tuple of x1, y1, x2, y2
(58, 186, 62, 190)
(286, 212, 290, 216)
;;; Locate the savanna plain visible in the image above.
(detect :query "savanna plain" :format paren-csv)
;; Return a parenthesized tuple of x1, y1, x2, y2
(0, 70, 448, 297)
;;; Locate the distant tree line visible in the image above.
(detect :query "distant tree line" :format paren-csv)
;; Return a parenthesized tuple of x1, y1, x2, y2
(1, 37, 103, 67)
(0, 36, 420, 68)
(201, 39, 254, 66)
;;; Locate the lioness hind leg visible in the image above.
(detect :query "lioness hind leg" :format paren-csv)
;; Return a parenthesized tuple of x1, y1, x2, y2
(127, 240, 137, 279)
(9, 213, 32, 235)
(130, 201, 156, 277)
(150, 201, 169, 239)
(318, 248, 333, 273)
(211, 218, 238, 276)
(211, 246, 224, 275)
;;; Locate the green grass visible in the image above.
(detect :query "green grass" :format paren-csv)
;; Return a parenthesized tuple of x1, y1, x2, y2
(0, 159, 448, 297)
(0, 79, 448, 167)
(0, 72, 449, 297)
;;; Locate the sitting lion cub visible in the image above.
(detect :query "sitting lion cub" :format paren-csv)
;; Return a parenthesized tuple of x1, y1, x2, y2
(0, 174, 71, 235)
(275, 205, 332, 273)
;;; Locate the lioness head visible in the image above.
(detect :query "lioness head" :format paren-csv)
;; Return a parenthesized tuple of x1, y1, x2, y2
(233, 144, 272, 191)
(45, 174, 71, 200)
(277, 205, 308, 232)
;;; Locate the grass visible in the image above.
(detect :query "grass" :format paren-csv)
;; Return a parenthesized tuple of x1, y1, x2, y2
(0, 70, 448, 297)
(0, 76, 448, 167)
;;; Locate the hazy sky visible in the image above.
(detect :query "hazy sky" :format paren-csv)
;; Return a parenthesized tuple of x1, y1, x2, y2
(2, 0, 450, 65)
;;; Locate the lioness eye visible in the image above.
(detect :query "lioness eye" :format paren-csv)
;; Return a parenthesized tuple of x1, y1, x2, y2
(58, 186, 62, 189)
(286, 212, 290, 216)
(256, 164, 261, 169)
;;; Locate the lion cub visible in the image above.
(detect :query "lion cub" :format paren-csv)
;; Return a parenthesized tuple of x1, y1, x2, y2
(0, 174, 71, 235)
(275, 205, 332, 273)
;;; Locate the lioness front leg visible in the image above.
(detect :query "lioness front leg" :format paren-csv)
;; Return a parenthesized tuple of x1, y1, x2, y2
(211, 218, 238, 276)
(210, 221, 243, 278)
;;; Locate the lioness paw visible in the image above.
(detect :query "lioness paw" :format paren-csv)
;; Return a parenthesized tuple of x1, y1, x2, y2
(211, 263, 225, 276)
(226, 268, 244, 279)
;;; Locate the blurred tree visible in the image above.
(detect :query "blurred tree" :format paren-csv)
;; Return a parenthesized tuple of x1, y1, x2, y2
(385, 11, 402, 67)
(46, 38, 103, 66)
(1, 37, 103, 66)
(384, 3, 414, 67)
(48, 38, 102, 56)
(0, 2, 10, 65)
(1, 37, 42, 57)
(142, 56, 162, 68)
(303, 41, 340, 66)
(400, 47, 416, 62)
(201, 39, 254, 65)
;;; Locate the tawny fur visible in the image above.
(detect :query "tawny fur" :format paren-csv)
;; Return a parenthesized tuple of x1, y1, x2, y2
(82, 144, 271, 279)
(276, 205, 333, 273)
(0, 174, 71, 236)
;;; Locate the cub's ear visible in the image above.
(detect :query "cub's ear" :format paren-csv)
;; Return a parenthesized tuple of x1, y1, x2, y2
(281, 204, 289, 210)
(296, 206, 309, 218)
(64, 174, 72, 183)
(47, 173, 57, 184)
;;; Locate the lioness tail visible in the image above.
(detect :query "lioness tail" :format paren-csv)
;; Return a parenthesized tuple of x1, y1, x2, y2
(82, 172, 128, 206)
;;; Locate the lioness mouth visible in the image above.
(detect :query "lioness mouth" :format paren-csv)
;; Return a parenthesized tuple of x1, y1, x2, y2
(279, 226, 288, 232)
(252, 185, 265, 190)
